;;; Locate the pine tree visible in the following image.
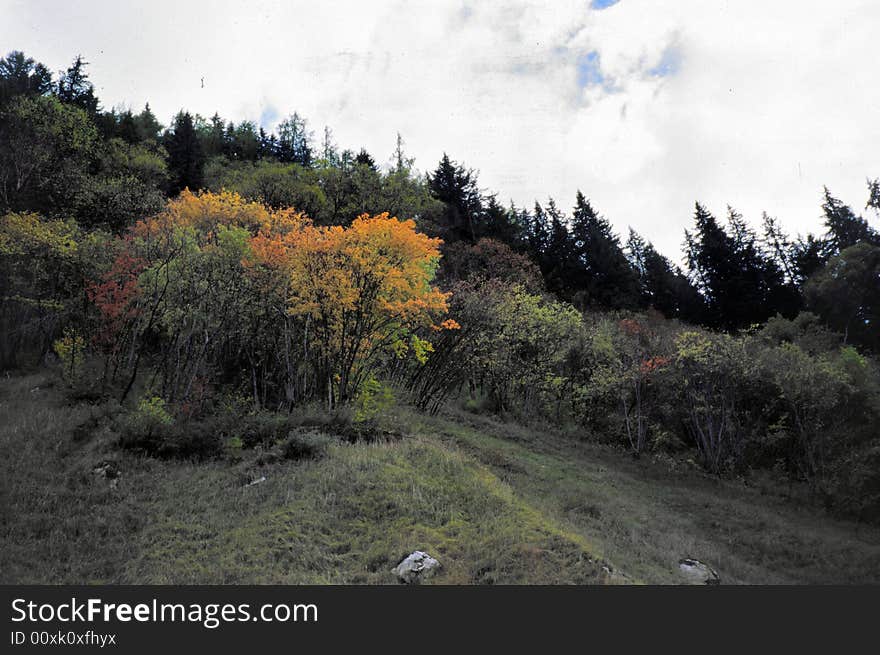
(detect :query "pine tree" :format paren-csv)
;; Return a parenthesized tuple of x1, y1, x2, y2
(321, 126, 339, 167)
(276, 113, 313, 166)
(427, 153, 482, 241)
(115, 109, 138, 143)
(569, 191, 641, 309)
(821, 187, 878, 255)
(165, 111, 204, 194)
(134, 103, 162, 142)
(868, 178, 880, 213)
(685, 203, 741, 329)
(355, 148, 376, 170)
(627, 228, 705, 322)
(542, 199, 577, 299)
(56, 55, 99, 115)
(0, 51, 53, 107)
(527, 202, 549, 258)
(685, 203, 795, 329)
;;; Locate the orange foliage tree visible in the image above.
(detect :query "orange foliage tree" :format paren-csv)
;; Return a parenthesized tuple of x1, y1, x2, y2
(252, 212, 450, 406)
(87, 191, 452, 409)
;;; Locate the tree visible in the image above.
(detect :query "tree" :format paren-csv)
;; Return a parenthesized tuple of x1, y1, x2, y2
(229, 121, 260, 161)
(0, 94, 97, 211)
(627, 228, 705, 322)
(542, 199, 578, 300)
(354, 148, 376, 170)
(868, 178, 880, 213)
(379, 138, 443, 229)
(480, 195, 527, 247)
(759, 342, 855, 491)
(0, 50, 53, 107)
(319, 126, 339, 167)
(277, 112, 313, 166)
(805, 242, 880, 351)
(589, 318, 672, 456)
(438, 237, 543, 292)
(273, 212, 450, 406)
(570, 191, 641, 310)
(0, 210, 95, 368)
(821, 188, 878, 255)
(165, 111, 204, 194)
(135, 103, 162, 143)
(526, 202, 549, 258)
(685, 203, 792, 330)
(670, 330, 747, 473)
(56, 55, 99, 115)
(408, 279, 580, 416)
(427, 153, 482, 241)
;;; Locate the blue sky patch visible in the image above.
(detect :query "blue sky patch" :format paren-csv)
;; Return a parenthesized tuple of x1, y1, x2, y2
(259, 104, 280, 129)
(591, 0, 620, 9)
(648, 46, 681, 77)
(577, 51, 604, 88)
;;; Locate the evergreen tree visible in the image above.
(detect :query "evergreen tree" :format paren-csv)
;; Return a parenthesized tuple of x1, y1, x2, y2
(526, 202, 549, 259)
(685, 203, 743, 329)
(320, 126, 339, 167)
(231, 121, 259, 161)
(0, 50, 53, 107)
(258, 127, 277, 159)
(134, 103, 162, 142)
(867, 178, 880, 213)
(805, 242, 880, 351)
(277, 112, 313, 166)
(542, 199, 578, 299)
(480, 194, 526, 246)
(686, 203, 795, 330)
(790, 233, 828, 285)
(627, 228, 706, 322)
(569, 191, 641, 309)
(56, 55, 99, 115)
(199, 113, 227, 158)
(224, 121, 237, 158)
(821, 187, 878, 255)
(165, 111, 204, 194)
(761, 213, 798, 284)
(427, 153, 482, 241)
(391, 132, 407, 174)
(115, 109, 138, 143)
(354, 148, 377, 170)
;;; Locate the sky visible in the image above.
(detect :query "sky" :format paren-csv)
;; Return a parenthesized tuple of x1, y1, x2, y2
(2, 0, 879, 260)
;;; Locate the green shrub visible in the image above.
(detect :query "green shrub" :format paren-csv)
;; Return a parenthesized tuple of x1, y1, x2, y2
(118, 396, 222, 460)
(281, 429, 330, 461)
(53, 327, 86, 383)
(235, 412, 293, 449)
(355, 378, 394, 424)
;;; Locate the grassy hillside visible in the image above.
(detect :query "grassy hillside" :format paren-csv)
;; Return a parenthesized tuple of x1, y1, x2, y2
(2, 371, 879, 584)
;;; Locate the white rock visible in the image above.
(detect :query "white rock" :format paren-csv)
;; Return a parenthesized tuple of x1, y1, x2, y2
(678, 558, 720, 585)
(392, 551, 440, 584)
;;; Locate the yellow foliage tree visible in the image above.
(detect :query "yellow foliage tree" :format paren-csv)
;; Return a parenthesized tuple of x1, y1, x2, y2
(253, 212, 449, 406)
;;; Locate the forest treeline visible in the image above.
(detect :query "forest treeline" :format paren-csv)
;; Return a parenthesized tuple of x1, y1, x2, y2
(1, 51, 879, 521)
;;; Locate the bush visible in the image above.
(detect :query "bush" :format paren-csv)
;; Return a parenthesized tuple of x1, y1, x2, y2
(281, 429, 330, 461)
(118, 396, 222, 460)
(665, 331, 748, 473)
(234, 412, 294, 449)
(53, 327, 86, 383)
(355, 378, 394, 424)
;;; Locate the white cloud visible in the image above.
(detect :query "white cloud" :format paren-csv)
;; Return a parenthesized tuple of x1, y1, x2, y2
(2, 0, 878, 260)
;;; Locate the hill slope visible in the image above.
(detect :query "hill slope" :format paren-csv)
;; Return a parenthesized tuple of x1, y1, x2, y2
(1, 372, 878, 584)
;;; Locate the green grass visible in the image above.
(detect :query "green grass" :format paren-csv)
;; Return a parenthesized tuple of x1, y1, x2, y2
(420, 410, 880, 584)
(0, 373, 612, 584)
(2, 370, 879, 584)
